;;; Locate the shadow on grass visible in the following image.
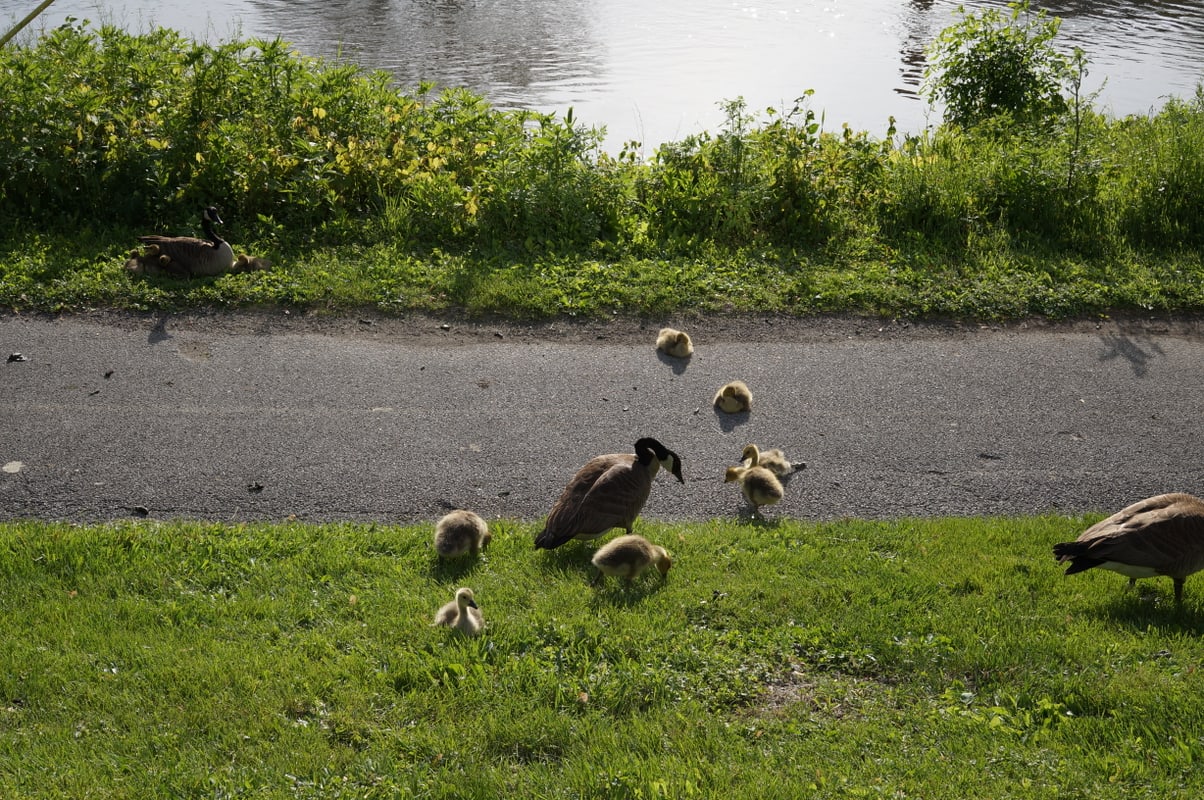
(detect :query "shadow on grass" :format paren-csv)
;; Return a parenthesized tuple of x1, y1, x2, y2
(733, 509, 786, 529)
(534, 542, 595, 581)
(427, 553, 489, 582)
(1090, 586, 1204, 634)
(588, 575, 670, 608)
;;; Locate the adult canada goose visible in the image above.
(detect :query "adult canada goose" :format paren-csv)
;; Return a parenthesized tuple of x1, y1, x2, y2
(432, 587, 484, 636)
(724, 459, 784, 513)
(740, 444, 805, 478)
(136, 206, 235, 277)
(591, 534, 672, 585)
(1053, 492, 1204, 604)
(433, 509, 491, 558)
(656, 327, 694, 358)
(713, 381, 752, 413)
(534, 437, 685, 550)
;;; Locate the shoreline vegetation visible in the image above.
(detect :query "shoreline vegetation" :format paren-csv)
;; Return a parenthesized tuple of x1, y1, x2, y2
(1, 15, 1202, 321)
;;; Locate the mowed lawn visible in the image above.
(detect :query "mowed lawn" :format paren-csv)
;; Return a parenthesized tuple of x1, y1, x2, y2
(1, 516, 1203, 798)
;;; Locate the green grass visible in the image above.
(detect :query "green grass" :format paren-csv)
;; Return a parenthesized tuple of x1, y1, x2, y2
(3, 516, 1204, 798)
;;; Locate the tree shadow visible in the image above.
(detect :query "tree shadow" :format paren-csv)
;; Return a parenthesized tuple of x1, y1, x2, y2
(148, 313, 172, 345)
(1098, 331, 1165, 378)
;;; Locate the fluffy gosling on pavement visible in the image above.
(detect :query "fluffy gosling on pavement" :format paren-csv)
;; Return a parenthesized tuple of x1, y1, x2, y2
(713, 380, 752, 413)
(656, 327, 694, 358)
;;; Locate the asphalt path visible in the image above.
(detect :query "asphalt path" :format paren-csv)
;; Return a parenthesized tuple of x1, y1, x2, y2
(2, 310, 1202, 527)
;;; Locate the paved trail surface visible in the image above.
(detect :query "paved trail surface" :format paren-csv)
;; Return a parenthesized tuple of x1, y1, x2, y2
(2, 310, 1201, 526)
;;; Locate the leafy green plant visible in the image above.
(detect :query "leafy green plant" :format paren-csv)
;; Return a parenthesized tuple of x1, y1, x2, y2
(922, 1, 1077, 128)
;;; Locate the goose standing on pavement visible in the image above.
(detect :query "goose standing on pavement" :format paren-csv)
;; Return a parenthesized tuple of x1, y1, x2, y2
(1053, 492, 1204, 604)
(534, 437, 685, 550)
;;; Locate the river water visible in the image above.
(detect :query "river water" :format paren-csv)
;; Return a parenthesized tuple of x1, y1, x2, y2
(3, 0, 1202, 149)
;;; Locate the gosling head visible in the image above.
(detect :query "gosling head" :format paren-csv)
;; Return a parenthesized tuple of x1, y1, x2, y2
(740, 444, 760, 466)
(455, 587, 478, 609)
(651, 545, 673, 577)
(724, 466, 744, 483)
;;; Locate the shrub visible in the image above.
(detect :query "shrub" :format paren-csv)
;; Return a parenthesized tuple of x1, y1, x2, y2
(922, 1, 1076, 129)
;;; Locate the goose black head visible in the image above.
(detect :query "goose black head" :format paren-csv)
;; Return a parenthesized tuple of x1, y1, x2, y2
(202, 206, 224, 226)
(635, 437, 685, 483)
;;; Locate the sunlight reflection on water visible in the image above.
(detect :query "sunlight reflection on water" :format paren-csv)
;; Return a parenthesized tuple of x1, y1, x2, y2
(3, 0, 1201, 149)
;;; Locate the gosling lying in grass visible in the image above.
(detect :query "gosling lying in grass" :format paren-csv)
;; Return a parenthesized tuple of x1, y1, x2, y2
(432, 587, 484, 636)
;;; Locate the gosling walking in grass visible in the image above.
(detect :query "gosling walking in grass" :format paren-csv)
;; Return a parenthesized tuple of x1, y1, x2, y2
(590, 534, 672, 586)
(433, 509, 491, 558)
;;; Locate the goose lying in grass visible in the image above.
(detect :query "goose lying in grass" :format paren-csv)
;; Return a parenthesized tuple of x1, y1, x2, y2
(132, 206, 234, 278)
(656, 327, 694, 358)
(713, 381, 752, 413)
(1053, 492, 1204, 604)
(534, 437, 685, 550)
(434, 509, 491, 558)
(432, 587, 484, 636)
(591, 534, 672, 585)
(740, 444, 805, 478)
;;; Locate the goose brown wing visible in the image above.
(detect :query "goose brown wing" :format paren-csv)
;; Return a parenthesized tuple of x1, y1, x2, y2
(1068, 493, 1204, 574)
(137, 235, 216, 263)
(575, 457, 654, 535)
(536, 454, 635, 548)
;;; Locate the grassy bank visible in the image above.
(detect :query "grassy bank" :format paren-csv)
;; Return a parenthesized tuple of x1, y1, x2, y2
(2, 22, 1204, 319)
(2, 517, 1204, 798)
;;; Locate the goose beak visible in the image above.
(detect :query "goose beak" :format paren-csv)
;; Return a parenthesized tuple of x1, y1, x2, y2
(669, 457, 684, 483)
